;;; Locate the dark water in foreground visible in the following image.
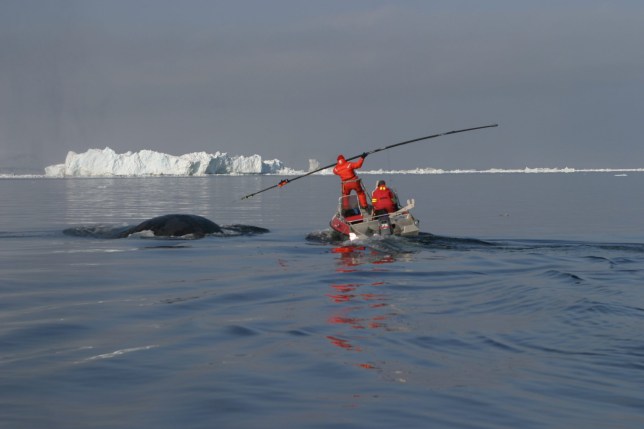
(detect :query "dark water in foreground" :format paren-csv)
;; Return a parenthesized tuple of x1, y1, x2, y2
(1, 174, 644, 428)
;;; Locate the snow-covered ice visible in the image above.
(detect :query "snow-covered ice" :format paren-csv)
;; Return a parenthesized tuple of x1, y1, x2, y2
(44, 147, 292, 177)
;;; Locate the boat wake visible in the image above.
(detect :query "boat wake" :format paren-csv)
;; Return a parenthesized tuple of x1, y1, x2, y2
(307, 229, 644, 258)
(307, 229, 492, 248)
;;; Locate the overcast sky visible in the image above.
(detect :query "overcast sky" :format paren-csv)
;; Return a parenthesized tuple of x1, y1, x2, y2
(1, 0, 643, 172)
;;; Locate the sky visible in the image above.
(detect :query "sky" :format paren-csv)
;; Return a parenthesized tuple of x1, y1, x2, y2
(1, 0, 643, 173)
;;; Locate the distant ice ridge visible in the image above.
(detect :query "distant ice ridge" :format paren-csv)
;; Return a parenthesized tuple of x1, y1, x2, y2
(44, 147, 295, 177)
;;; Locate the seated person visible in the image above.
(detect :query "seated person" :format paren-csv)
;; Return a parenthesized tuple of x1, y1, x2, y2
(371, 180, 399, 216)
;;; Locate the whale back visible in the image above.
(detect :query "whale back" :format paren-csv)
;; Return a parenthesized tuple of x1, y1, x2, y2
(124, 214, 222, 238)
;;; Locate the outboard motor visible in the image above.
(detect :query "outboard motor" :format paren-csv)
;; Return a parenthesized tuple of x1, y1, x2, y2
(378, 215, 392, 236)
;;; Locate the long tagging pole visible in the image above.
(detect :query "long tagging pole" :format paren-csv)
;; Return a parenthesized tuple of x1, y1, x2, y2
(240, 123, 498, 200)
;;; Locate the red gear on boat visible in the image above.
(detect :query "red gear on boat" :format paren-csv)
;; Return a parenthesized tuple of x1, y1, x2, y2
(333, 155, 368, 209)
(371, 182, 398, 213)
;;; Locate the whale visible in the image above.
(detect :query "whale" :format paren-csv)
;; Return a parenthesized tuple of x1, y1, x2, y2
(118, 214, 222, 238)
(63, 214, 269, 239)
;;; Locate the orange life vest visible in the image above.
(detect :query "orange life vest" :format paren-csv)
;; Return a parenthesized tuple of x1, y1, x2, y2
(371, 185, 397, 213)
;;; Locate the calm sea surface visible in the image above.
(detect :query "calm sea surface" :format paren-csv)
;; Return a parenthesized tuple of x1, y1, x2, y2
(1, 173, 644, 428)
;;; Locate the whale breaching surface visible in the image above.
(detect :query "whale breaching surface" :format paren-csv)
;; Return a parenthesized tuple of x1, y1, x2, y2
(63, 214, 269, 239)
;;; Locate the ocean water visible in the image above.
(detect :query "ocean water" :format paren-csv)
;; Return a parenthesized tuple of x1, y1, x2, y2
(1, 173, 644, 429)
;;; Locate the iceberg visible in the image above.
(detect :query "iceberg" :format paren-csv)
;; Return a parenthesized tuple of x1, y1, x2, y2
(44, 147, 292, 177)
(308, 159, 320, 172)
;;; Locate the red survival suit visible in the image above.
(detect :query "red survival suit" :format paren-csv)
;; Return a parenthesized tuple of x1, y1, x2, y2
(333, 155, 369, 209)
(371, 181, 399, 215)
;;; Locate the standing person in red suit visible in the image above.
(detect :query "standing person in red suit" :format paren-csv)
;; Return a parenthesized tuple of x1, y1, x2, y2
(371, 180, 399, 216)
(333, 153, 369, 211)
